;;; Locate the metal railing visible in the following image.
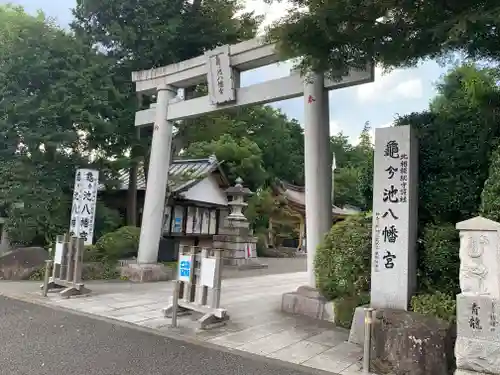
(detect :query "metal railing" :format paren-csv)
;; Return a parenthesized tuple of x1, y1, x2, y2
(163, 245, 228, 330)
(40, 235, 90, 297)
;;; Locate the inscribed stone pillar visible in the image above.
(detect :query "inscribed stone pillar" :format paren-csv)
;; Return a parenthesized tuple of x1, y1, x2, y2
(212, 178, 267, 270)
(370, 125, 418, 310)
(455, 217, 500, 375)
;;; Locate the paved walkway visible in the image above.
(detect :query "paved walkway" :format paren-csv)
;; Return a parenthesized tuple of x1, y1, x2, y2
(0, 269, 366, 374)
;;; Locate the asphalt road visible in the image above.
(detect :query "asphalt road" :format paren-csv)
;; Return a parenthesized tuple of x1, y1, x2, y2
(0, 296, 324, 375)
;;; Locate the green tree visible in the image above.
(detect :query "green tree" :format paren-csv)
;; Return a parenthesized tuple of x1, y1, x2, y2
(396, 63, 500, 224)
(184, 134, 267, 190)
(330, 132, 354, 168)
(480, 145, 500, 222)
(0, 5, 120, 244)
(332, 123, 373, 209)
(333, 167, 364, 208)
(267, 0, 500, 76)
(177, 105, 305, 185)
(71, 0, 262, 224)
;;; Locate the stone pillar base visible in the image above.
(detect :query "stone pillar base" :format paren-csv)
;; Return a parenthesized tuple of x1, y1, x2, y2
(120, 263, 174, 282)
(236, 259, 268, 270)
(281, 286, 335, 321)
(348, 305, 370, 344)
(455, 370, 488, 375)
(223, 257, 268, 270)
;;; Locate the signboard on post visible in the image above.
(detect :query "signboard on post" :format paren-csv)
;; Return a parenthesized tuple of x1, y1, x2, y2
(178, 254, 193, 283)
(54, 240, 64, 265)
(200, 257, 216, 288)
(206, 45, 236, 105)
(69, 169, 99, 245)
(371, 125, 418, 310)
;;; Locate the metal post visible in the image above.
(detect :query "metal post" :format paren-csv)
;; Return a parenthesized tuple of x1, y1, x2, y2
(66, 238, 75, 282)
(42, 260, 53, 297)
(73, 238, 83, 284)
(171, 280, 180, 328)
(363, 307, 374, 374)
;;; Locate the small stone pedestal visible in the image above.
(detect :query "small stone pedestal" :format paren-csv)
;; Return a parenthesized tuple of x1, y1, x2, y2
(454, 217, 500, 375)
(281, 286, 335, 322)
(215, 178, 267, 270)
(120, 263, 174, 282)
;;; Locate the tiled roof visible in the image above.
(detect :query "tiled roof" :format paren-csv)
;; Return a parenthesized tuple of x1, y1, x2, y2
(99, 155, 221, 193)
(273, 180, 362, 216)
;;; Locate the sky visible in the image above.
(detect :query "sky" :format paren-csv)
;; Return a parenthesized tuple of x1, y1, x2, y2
(3, 0, 449, 144)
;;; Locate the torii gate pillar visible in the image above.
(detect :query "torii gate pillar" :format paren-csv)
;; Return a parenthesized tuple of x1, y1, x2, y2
(304, 73, 332, 287)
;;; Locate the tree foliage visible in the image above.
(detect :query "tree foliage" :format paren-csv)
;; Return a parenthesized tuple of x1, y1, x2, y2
(267, 0, 500, 77)
(480, 145, 500, 222)
(184, 134, 267, 190)
(177, 105, 305, 186)
(396, 64, 500, 224)
(71, 0, 262, 224)
(0, 5, 119, 244)
(332, 122, 374, 209)
(420, 223, 460, 296)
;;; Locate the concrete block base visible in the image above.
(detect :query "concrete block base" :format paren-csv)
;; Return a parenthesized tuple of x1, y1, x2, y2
(121, 263, 174, 282)
(455, 370, 488, 375)
(237, 260, 268, 270)
(281, 286, 335, 322)
(223, 258, 268, 270)
(348, 305, 370, 344)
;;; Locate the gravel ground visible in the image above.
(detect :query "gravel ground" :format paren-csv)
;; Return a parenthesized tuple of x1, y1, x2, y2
(0, 294, 329, 375)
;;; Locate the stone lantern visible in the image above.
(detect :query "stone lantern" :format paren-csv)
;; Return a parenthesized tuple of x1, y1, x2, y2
(213, 178, 267, 270)
(225, 177, 252, 224)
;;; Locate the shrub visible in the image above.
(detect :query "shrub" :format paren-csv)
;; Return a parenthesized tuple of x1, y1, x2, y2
(411, 292, 456, 322)
(95, 226, 140, 261)
(256, 232, 267, 257)
(334, 293, 370, 329)
(28, 267, 45, 281)
(82, 262, 120, 280)
(83, 244, 102, 262)
(420, 223, 460, 295)
(93, 201, 124, 240)
(315, 214, 372, 300)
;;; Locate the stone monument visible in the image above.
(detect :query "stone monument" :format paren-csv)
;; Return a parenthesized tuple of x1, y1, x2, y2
(455, 216, 500, 375)
(213, 178, 267, 270)
(349, 125, 418, 343)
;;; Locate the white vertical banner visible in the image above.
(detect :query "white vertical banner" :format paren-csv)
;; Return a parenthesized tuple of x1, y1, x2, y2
(69, 169, 99, 245)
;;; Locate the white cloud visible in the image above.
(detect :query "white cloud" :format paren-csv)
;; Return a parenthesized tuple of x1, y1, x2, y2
(393, 79, 423, 99)
(357, 66, 423, 102)
(357, 66, 400, 101)
(330, 120, 340, 134)
(242, 0, 294, 32)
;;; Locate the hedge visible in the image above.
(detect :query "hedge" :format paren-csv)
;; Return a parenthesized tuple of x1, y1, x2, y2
(315, 214, 372, 301)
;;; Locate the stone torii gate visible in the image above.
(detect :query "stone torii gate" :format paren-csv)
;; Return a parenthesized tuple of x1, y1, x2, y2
(131, 37, 374, 287)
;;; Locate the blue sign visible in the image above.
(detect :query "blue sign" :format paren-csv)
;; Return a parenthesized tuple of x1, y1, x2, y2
(173, 217, 182, 233)
(179, 260, 191, 278)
